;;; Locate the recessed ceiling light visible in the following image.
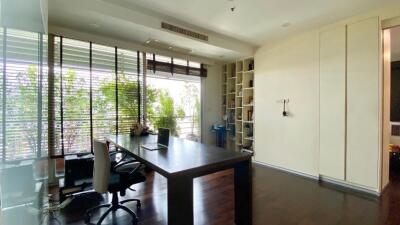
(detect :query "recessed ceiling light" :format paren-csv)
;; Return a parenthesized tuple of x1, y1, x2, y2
(168, 46, 173, 49)
(145, 40, 151, 44)
(154, 39, 160, 42)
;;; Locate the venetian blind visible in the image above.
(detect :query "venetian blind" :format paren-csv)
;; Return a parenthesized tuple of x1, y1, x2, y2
(1, 28, 47, 161)
(51, 36, 143, 156)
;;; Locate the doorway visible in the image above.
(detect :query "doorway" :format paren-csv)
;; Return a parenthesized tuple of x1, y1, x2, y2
(146, 70, 202, 142)
(383, 25, 400, 183)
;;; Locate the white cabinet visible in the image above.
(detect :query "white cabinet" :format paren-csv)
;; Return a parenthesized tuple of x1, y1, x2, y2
(319, 17, 380, 189)
(319, 26, 346, 180)
(346, 17, 380, 189)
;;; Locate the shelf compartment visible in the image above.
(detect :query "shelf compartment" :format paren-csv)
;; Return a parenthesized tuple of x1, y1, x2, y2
(243, 58, 254, 72)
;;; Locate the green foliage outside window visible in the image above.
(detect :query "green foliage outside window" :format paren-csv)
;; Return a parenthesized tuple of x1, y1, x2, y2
(15, 66, 198, 157)
(148, 90, 185, 136)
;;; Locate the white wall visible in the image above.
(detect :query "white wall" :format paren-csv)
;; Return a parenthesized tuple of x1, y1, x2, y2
(254, 4, 400, 191)
(254, 31, 320, 176)
(202, 64, 222, 145)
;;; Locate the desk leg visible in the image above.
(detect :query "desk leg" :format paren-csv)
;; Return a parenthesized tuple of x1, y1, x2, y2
(235, 160, 252, 225)
(168, 176, 193, 225)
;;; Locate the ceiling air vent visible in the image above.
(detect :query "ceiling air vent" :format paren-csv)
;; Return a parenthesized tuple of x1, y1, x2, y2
(161, 22, 208, 42)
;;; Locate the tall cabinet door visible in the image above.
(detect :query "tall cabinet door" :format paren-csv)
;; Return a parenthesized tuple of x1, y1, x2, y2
(346, 17, 380, 189)
(319, 26, 347, 180)
(319, 26, 346, 180)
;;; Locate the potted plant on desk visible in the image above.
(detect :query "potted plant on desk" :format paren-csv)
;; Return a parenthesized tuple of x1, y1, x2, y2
(130, 123, 150, 136)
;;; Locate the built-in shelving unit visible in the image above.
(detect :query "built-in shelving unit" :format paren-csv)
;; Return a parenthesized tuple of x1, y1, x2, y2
(221, 57, 254, 154)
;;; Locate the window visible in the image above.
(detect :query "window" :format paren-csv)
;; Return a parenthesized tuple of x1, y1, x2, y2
(117, 49, 143, 134)
(92, 44, 116, 141)
(146, 53, 207, 77)
(0, 28, 47, 161)
(51, 36, 143, 156)
(0, 31, 203, 161)
(60, 38, 91, 154)
(145, 54, 202, 142)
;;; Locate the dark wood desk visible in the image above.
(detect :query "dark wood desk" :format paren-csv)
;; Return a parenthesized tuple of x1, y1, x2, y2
(106, 134, 252, 225)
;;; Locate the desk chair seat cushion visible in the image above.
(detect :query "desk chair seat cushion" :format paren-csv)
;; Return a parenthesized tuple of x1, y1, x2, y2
(107, 161, 146, 193)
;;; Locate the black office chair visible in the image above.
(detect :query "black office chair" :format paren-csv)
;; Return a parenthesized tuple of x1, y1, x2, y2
(85, 139, 146, 225)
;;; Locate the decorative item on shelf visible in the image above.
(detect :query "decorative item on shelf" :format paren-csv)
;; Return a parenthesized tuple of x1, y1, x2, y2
(244, 123, 253, 136)
(243, 123, 249, 131)
(248, 60, 254, 71)
(248, 96, 254, 105)
(247, 110, 253, 121)
(228, 111, 235, 123)
(237, 114, 242, 120)
(249, 79, 254, 87)
(238, 90, 243, 97)
(243, 142, 253, 150)
(229, 99, 235, 108)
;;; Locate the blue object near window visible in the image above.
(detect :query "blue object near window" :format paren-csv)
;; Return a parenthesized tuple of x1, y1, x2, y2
(211, 125, 226, 148)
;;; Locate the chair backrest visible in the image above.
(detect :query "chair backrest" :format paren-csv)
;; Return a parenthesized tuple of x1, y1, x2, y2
(92, 139, 111, 193)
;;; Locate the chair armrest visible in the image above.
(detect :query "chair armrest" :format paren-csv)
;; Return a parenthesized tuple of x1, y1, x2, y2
(109, 150, 130, 164)
(113, 159, 142, 176)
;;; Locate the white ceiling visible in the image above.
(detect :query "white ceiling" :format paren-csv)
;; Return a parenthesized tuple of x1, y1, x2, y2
(109, 0, 398, 45)
(391, 26, 400, 62)
(49, 0, 250, 62)
(49, 0, 399, 61)
(1, 0, 47, 33)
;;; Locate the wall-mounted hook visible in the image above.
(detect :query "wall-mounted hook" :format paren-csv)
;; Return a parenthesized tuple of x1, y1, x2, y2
(277, 99, 289, 116)
(282, 99, 288, 116)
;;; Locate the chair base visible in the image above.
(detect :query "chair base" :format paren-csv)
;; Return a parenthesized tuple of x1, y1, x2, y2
(85, 192, 141, 225)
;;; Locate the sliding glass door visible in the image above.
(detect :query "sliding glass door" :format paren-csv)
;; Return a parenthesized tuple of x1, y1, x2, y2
(146, 55, 202, 142)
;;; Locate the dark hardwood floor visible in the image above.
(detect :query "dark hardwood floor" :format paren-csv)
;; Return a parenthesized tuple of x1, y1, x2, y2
(51, 163, 400, 225)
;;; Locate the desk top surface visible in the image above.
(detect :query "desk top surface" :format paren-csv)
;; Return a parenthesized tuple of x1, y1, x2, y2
(106, 134, 251, 177)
